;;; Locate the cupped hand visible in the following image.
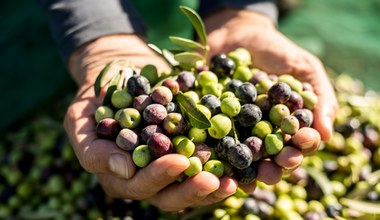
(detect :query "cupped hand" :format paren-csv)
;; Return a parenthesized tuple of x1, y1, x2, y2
(63, 34, 240, 212)
(204, 9, 338, 187)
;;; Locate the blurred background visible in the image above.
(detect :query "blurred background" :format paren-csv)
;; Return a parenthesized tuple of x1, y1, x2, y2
(0, 0, 379, 219)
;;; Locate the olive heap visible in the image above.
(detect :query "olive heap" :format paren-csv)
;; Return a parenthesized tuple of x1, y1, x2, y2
(94, 47, 319, 184)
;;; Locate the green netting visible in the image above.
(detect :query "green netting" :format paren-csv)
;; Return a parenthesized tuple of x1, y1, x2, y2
(279, 0, 380, 91)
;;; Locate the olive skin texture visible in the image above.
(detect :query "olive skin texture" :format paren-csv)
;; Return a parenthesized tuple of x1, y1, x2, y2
(292, 108, 314, 128)
(96, 118, 120, 140)
(127, 75, 151, 96)
(235, 82, 257, 104)
(244, 136, 264, 162)
(234, 162, 258, 184)
(238, 104, 262, 127)
(116, 128, 139, 151)
(215, 136, 235, 160)
(209, 54, 236, 77)
(267, 82, 292, 104)
(143, 104, 168, 124)
(200, 94, 221, 116)
(148, 133, 173, 158)
(228, 143, 253, 169)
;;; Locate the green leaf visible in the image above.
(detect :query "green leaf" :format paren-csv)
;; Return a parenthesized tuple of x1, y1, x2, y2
(140, 64, 159, 85)
(148, 43, 162, 55)
(94, 60, 117, 97)
(162, 49, 179, 66)
(169, 36, 206, 51)
(102, 71, 122, 106)
(176, 92, 211, 129)
(340, 198, 380, 214)
(174, 51, 204, 70)
(179, 6, 208, 46)
(148, 44, 179, 67)
(304, 165, 333, 195)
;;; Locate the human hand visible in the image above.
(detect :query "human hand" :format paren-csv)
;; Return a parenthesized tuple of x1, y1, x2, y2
(63, 34, 242, 211)
(204, 9, 338, 188)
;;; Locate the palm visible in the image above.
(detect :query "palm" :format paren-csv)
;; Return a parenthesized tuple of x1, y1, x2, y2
(205, 13, 337, 141)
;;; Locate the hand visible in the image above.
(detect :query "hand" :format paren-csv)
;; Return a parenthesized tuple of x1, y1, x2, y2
(63, 34, 241, 212)
(204, 9, 338, 187)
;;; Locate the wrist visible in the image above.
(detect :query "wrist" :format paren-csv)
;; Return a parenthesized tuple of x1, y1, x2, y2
(67, 34, 148, 87)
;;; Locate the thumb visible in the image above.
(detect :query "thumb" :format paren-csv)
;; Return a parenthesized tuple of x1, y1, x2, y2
(85, 139, 137, 179)
(309, 62, 338, 142)
(64, 92, 136, 179)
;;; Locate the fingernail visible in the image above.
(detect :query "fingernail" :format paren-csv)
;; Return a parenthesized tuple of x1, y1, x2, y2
(323, 116, 333, 140)
(109, 154, 129, 179)
(324, 116, 333, 131)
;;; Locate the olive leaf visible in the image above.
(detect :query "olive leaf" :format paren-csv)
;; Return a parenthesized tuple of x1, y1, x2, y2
(304, 165, 333, 195)
(148, 44, 179, 67)
(148, 43, 162, 54)
(179, 6, 208, 46)
(162, 49, 179, 66)
(140, 64, 158, 85)
(102, 71, 122, 106)
(140, 64, 157, 76)
(94, 60, 118, 97)
(340, 198, 380, 214)
(174, 51, 204, 70)
(169, 36, 206, 51)
(176, 92, 211, 129)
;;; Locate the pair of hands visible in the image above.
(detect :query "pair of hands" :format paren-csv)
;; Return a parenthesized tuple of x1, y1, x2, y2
(64, 9, 338, 212)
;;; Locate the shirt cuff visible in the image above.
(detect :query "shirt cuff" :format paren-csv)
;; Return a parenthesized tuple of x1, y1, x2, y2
(37, 0, 146, 62)
(198, 0, 278, 24)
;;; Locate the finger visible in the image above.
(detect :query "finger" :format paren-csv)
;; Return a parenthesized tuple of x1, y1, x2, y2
(64, 91, 137, 178)
(238, 182, 257, 195)
(256, 159, 282, 185)
(291, 127, 321, 156)
(274, 146, 304, 170)
(149, 171, 220, 212)
(196, 176, 239, 206)
(96, 154, 190, 201)
(299, 55, 338, 141)
(312, 75, 337, 142)
(276, 46, 337, 141)
(312, 74, 337, 140)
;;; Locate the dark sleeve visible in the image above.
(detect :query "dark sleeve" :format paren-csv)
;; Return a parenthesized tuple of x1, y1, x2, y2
(198, 0, 278, 23)
(37, 0, 146, 62)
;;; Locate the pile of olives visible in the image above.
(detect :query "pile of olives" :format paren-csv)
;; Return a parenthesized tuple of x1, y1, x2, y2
(94, 47, 319, 184)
